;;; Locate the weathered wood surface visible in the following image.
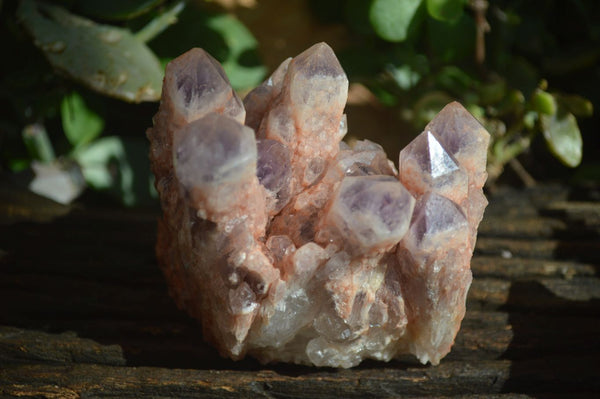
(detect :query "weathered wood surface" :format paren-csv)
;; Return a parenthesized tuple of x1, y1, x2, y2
(1, 184, 599, 398)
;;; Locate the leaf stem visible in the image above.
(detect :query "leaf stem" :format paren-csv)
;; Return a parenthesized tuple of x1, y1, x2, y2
(135, 1, 185, 43)
(470, 0, 490, 66)
(22, 123, 56, 163)
(487, 129, 536, 185)
(496, 134, 533, 165)
(509, 158, 536, 187)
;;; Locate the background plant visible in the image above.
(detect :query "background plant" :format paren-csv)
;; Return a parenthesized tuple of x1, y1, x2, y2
(1, 0, 597, 207)
(1, 0, 265, 205)
(312, 0, 597, 185)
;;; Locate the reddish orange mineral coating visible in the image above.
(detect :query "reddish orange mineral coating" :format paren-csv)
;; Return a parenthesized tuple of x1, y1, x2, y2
(148, 43, 489, 367)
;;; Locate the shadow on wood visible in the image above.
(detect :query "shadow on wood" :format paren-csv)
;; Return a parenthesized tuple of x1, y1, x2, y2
(500, 281, 600, 397)
(1, 183, 600, 397)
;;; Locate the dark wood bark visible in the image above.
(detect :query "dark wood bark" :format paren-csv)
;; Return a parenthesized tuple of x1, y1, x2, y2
(1, 184, 599, 398)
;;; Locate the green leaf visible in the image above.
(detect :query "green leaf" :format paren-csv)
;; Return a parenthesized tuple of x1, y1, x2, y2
(370, 0, 423, 42)
(149, 6, 265, 90)
(386, 51, 429, 90)
(74, 0, 162, 21)
(556, 94, 594, 117)
(367, 82, 399, 106)
(74, 136, 127, 191)
(74, 136, 155, 206)
(523, 111, 537, 130)
(387, 63, 421, 90)
(541, 111, 582, 167)
(205, 14, 266, 90)
(134, 1, 186, 43)
(531, 89, 557, 116)
(426, 0, 464, 22)
(61, 92, 104, 149)
(18, 0, 163, 102)
(466, 104, 485, 121)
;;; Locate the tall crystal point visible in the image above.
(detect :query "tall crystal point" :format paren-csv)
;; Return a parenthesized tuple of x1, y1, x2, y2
(148, 43, 489, 369)
(398, 193, 471, 365)
(259, 42, 349, 188)
(423, 101, 490, 244)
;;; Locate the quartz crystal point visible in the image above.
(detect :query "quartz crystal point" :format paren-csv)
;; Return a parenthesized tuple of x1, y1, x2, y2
(148, 42, 490, 368)
(398, 193, 471, 365)
(173, 113, 260, 221)
(253, 42, 349, 189)
(322, 175, 415, 253)
(163, 48, 245, 125)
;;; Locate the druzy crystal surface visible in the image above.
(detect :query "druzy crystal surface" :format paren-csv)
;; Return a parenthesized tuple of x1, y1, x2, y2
(148, 43, 489, 368)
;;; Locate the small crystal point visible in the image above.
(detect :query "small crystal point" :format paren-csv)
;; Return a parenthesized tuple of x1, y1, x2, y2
(338, 139, 396, 177)
(403, 192, 469, 252)
(290, 42, 345, 80)
(325, 175, 415, 252)
(286, 42, 348, 112)
(244, 57, 291, 132)
(424, 102, 490, 187)
(164, 48, 245, 124)
(399, 130, 468, 203)
(174, 113, 256, 188)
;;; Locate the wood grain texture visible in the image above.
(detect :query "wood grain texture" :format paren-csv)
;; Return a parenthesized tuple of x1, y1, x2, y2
(1, 184, 599, 398)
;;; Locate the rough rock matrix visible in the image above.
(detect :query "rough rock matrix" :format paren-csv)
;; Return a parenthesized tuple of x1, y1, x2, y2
(147, 43, 489, 368)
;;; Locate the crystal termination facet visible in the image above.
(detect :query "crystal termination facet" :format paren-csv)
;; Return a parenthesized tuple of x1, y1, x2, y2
(147, 42, 490, 368)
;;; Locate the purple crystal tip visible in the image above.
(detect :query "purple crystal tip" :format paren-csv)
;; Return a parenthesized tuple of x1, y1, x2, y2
(148, 44, 489, 368)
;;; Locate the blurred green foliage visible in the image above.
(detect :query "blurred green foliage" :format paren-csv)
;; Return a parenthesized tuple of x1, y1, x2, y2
(313, 0, 597, 184)
(0, 0, 265, 205)
(0, 0, 597, 207)
(18, 0, 165, 102)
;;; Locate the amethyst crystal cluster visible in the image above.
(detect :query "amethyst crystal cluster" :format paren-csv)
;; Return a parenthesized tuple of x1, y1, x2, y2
(148, 43, 489, 367)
